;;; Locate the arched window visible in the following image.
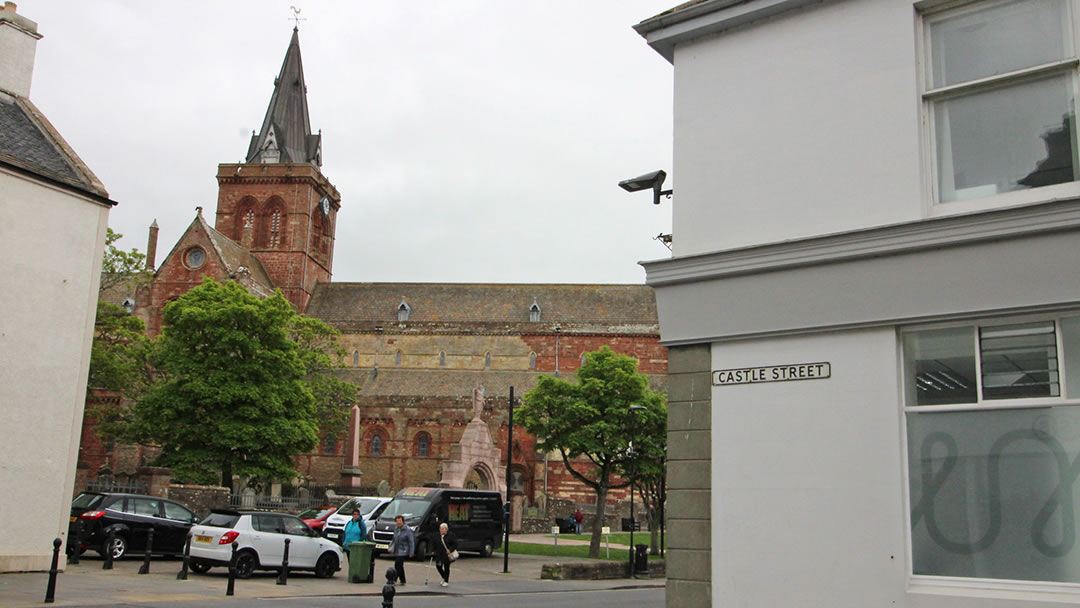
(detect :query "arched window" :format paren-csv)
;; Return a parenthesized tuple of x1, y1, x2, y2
(323, 434, 336, 455)
(529, 352, 537, 370)
(370, 434, 383, 456)
(396, 351, 403, 367)
(353, 350, 359, 366)
(484, 352, 492, 368)
(439, 352, 446, 367)
(241, 208, 256, 247)
(268, 208, 283, 248)
(529, 298, 542, 322)
(416, 432, 431, 457)
(581, 353, 587, 366)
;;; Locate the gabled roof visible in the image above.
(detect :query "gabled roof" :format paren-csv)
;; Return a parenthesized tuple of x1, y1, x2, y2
(305, 283, 659, 334)
(156, 210, 275, 297)
(245, 27, 321, 166)
(0, 94, 112, 202)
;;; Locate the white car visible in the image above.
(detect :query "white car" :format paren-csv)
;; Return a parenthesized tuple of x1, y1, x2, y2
(322, 496, 391, 546)
(188, 510, 344, 579)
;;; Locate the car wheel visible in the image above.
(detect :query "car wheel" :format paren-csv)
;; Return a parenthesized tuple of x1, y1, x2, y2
(189, 560, 211, 574)
(233, 551, 258, 579)
(314, 552, 338, 579)
(104, 534, 127, 560)
(480, 538, 494, 558)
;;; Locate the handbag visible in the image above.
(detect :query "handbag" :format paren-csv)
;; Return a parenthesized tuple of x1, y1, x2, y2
(443, 535, 459, 562)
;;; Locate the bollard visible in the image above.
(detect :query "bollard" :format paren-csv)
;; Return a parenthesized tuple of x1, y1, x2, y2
(176, 535, 191, 580)
(138, 528, 154, 574)
(276, 538, 290, 585)
(226, 542, 237, 596)
(381, 567, 397, 608)
(68, 520, 82, 565)
(44, 538, 61, 603)
(102, 528, 115, 570)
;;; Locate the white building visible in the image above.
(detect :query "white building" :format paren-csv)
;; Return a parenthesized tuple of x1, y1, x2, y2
(0, 2, 115, 571)
(636, 0, 1080, 606)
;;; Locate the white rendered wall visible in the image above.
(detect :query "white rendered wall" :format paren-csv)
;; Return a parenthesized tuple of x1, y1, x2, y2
(710, 327, 908, 605)
(0, 19, 38, 98)
(671, 1, 923, 257)
(0, 169, 108, 571)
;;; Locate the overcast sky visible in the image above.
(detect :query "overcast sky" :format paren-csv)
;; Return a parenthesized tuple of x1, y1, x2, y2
(26, 1, 675, 284)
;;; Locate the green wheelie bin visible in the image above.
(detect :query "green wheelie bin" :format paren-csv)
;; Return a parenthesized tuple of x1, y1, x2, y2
(347, 541, 375, 583)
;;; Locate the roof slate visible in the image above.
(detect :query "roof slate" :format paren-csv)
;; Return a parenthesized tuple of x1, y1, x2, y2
(339, 367, 667, 398)
(246, 28, 320, 165)
(306, 283, 659, 331)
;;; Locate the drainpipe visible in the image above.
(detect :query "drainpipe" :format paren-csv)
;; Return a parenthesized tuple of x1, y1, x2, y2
(554, 326, 561, 376)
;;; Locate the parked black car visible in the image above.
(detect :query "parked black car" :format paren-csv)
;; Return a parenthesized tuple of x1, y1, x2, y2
(69, 492, 198, 560)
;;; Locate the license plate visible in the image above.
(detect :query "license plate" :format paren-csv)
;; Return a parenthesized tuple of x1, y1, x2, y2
(375, 543, 389, 550)
(326, 531, 340, 538)
(195, 535, 212, 544)
(69, 516, 76, 523)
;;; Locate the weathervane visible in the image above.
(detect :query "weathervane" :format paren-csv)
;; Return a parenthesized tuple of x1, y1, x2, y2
(289, 6, 306, 27)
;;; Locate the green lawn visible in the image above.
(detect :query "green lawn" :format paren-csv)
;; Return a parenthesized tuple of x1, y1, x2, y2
(498, 540, 664, 562)
(543, 532, 667, 548)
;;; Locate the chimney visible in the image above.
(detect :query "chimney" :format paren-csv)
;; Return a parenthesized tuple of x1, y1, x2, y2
(0, 2, 43, 98)
(146, 219, 159, 271)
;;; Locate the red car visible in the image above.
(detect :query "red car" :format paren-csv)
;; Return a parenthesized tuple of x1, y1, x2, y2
(298, 507, 336, 533)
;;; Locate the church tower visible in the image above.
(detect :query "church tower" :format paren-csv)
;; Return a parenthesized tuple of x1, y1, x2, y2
(213, 27, 340, 313)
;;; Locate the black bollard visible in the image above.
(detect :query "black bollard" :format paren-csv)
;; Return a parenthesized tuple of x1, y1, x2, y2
(44, 538, 61, 603)
(176, 534, 191, 580)
(138, 528, 154, 574)
(276, 538, 290, 585)
(67, 520, 82, 565)
(226, 542, 237, 596)
(102, 529, 115, 570)
(381, 567, 397, 608)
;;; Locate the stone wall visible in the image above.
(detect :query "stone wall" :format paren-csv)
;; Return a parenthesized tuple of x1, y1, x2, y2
(664, 344, 711, 608)
(166, 484, 230, 517)
(541, 559, 666, 580)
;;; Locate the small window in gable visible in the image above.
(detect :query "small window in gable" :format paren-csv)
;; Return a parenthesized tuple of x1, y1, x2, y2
(529, 298, 542, 322)
(397, 298, 411, 322)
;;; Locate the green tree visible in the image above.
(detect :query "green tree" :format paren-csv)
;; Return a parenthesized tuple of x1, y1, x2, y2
(624, 399, 667, 555)
(289, 315, 359, 441)
(98, 227, 151, 295)
(129, 278, 320, 488)
(520, 346, 666, 558)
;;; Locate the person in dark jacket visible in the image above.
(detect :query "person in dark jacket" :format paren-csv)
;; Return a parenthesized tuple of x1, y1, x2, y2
(434, 523, 458, 587)
(388, 515, 414, 585)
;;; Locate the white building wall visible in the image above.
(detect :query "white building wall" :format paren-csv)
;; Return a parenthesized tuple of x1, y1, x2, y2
(0, 168, 108, 571)
(711, 327, 908, 605)
(671, 1, 922, 257)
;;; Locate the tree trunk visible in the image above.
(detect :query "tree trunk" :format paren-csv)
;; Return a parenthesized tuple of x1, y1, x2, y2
(221, 459, 233, 491)
(648, 507, 660, 554)
(588, 483, 608, 558)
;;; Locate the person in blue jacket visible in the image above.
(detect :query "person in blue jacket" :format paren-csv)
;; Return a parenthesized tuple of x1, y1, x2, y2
(343, 508, 367, 552)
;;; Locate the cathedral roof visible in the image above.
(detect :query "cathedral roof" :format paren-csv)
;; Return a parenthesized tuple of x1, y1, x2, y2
(336, 367, 667, 398)
(305, 283, 659, 334)
(0, 94, 111, 201)
(245, 27, 321, 166)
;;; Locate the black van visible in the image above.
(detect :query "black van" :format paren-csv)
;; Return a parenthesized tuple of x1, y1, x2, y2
(370, 487, 503, 558)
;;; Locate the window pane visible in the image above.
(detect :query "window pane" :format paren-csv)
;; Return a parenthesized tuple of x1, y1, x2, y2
(1064, 317, 1080, 397)
(163, 502, 193, 522)
(904, 327, 977, 405)
(929, 0, 1068, 88)
(980, 321, 1059, 399)
(935, 75, 1076, 202)
(908, 407, 1080, 582)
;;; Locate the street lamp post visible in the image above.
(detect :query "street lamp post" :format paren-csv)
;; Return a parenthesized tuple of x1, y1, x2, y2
(628, 404, 646, 576)
(503, 386, 515, 574)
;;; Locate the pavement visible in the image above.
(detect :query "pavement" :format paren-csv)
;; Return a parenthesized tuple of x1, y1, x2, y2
(0, 540, 663, 607)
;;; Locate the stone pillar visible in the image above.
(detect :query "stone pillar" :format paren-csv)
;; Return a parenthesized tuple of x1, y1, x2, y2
(137, 466, 172, 498)
(665, 344, 712, 608)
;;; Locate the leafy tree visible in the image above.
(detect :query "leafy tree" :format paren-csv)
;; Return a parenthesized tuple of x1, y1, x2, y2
(128, 278, 321, 488)
(624, 400, 667, 555)
(98, 227, 151, 295)
(289, 315, 359, 441)
(520, 346, 666, 558)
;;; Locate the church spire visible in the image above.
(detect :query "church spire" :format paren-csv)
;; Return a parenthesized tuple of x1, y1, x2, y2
(246, 27, 322, 166)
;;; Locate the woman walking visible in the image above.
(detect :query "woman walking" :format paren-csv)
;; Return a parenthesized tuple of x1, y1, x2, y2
(434, 523, 458, 587)
(388, 515, 414, 585)
(343, 508, 367, 553)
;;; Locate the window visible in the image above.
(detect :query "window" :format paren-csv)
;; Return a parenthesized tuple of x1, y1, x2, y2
(184, 247, 205, 269)
(163, 501, 194, 522)
(370, 434, 383, 456)
(241, 208, 255, 247)
(529, 298, 542, 322)
(323, 434, 336, 455)
(439, 351, 446, 367)
(922, 0, 1078, 204)
(396, 350, 403, 367)
(268, 208, 282, 248)
(484, 352, 492, 368)
(416, 432, 431, 457)
(529, 352, 537, 369)
(397, 298, 411, 322)
(353, 350, 359, 366)
(904, 313, 1080, 583)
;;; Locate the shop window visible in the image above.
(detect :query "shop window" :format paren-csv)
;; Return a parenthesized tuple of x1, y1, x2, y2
(904, 313, 1080, 583)
(921, 0, 1079, 204)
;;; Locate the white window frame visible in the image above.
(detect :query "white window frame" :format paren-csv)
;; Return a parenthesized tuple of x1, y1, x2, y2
(917, 0, 1080, 216)
(901, 310, 1080, 592)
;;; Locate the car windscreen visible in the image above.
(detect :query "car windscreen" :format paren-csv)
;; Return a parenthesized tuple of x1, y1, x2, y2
(200, 513, 240, 528)
(299, 507, 334, 520)
(71, 493, 104, 509)
(379, 498, 432, 521)
(335, 498, 384, 516)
